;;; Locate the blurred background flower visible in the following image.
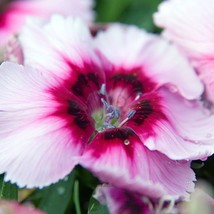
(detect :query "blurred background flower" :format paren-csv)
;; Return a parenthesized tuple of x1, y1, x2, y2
(0, 199, 44, 214)
(0, 0, 94, 46)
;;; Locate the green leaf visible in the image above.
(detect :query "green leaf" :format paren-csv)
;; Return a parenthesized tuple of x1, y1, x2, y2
(28, 172, 75, 214)
(76, 166, 99, 190)
(0, 174, 18, 200)
(119, 0, 162, 31)
(74, 166, 100, 214)
(95, 0, 162, 32)
(96, 0, 132, 22)
(88, 197, 109, 214)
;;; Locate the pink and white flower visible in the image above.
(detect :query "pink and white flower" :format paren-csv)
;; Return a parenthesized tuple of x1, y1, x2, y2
(154, 0, 214, 103)
(94, 185, 155, 214)
(94, 183, 214, 214)
(94, 185, 182, 214)
(0, 16, 214, 198)
(0, 0, 95, 46)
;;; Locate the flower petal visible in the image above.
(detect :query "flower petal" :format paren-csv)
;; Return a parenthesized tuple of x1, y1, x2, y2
(154, 0, 214, 103)
(19, 16, 102, 79)
(4, 36, 23, 64)
(143, 89, 214, 160)
(94, 24, 203, 99)
(81, 128, 195, 199)
(198, 63, 214, 102)
(106, 69, 156, 115)
(0, 62, 93, 188)
(94, 185, 154, 214)
(0, 0, 94, 45)
(154, 0, 214, 63)
(126, 91, 166, 139)
(19, 16, 105, 102)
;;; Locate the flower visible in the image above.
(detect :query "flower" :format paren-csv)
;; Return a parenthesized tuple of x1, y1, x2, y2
(94, 185, 178, 214)
(0, 16, 214, 198)
(0, 0, 95, 46)
(94, 185, 155, 214)
(154, 0, 214, 103)
(93, 182, 214, 214)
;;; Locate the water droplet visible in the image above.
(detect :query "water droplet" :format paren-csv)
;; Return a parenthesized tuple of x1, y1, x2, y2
(57, 187, 65, 195)
(124, 139, 130, 145)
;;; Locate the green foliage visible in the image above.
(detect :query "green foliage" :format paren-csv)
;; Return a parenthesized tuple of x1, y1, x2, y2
(26, 172, 75, 214)
(88, 197, 109, 214)
(23, 166, 101, 213)
(95, 0, 161, 31)
(194, 156, 214, 189)
(0, 174, 18, 200)
(95, 0, 131, 22)
(74, 180, 81, 214)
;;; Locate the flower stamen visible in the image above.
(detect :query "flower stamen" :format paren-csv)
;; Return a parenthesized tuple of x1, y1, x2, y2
(118, 109, 136, 127)
(135, 92, 142, 101)
(94, 84, 136, 132)
(100, 83, 110, 104)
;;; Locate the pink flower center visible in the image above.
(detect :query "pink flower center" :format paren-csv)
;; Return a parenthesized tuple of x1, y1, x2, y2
(91, 83, 138, 132)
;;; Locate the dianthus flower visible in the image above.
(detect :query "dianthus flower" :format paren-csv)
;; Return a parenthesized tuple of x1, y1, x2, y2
(0, 0, 94, 46)
(0, 16, 214, 199)
(94, 183, 214, 214)
(154, 0, 214, 103)
(94, 185, 177, 214)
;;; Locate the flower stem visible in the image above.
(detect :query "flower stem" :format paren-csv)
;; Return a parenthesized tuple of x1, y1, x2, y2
(74, 180, 81, 214)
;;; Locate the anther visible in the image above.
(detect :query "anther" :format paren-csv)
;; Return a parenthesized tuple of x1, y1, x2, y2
(100, 84, 106, 95)
(100, 84, 110, 104)
(103, 122, 116, 129)
(113, 108, 120, 119)
(101, 98, 108, 109)
(135, 92, 142, 101)
(118, 109, 136, 127)
(127, 110, 136, 119)
(101, 98, 114, 113)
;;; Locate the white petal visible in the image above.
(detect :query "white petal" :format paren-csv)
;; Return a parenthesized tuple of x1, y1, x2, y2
(0, 62, 92, 187)
(81, 129, 195, 199)
(144, 89, 214, 160)
(94, 24, 203, 99)
(0, 0, 94, 45)
(154, 0, 214, 62)
(19, 16, 100, 80)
